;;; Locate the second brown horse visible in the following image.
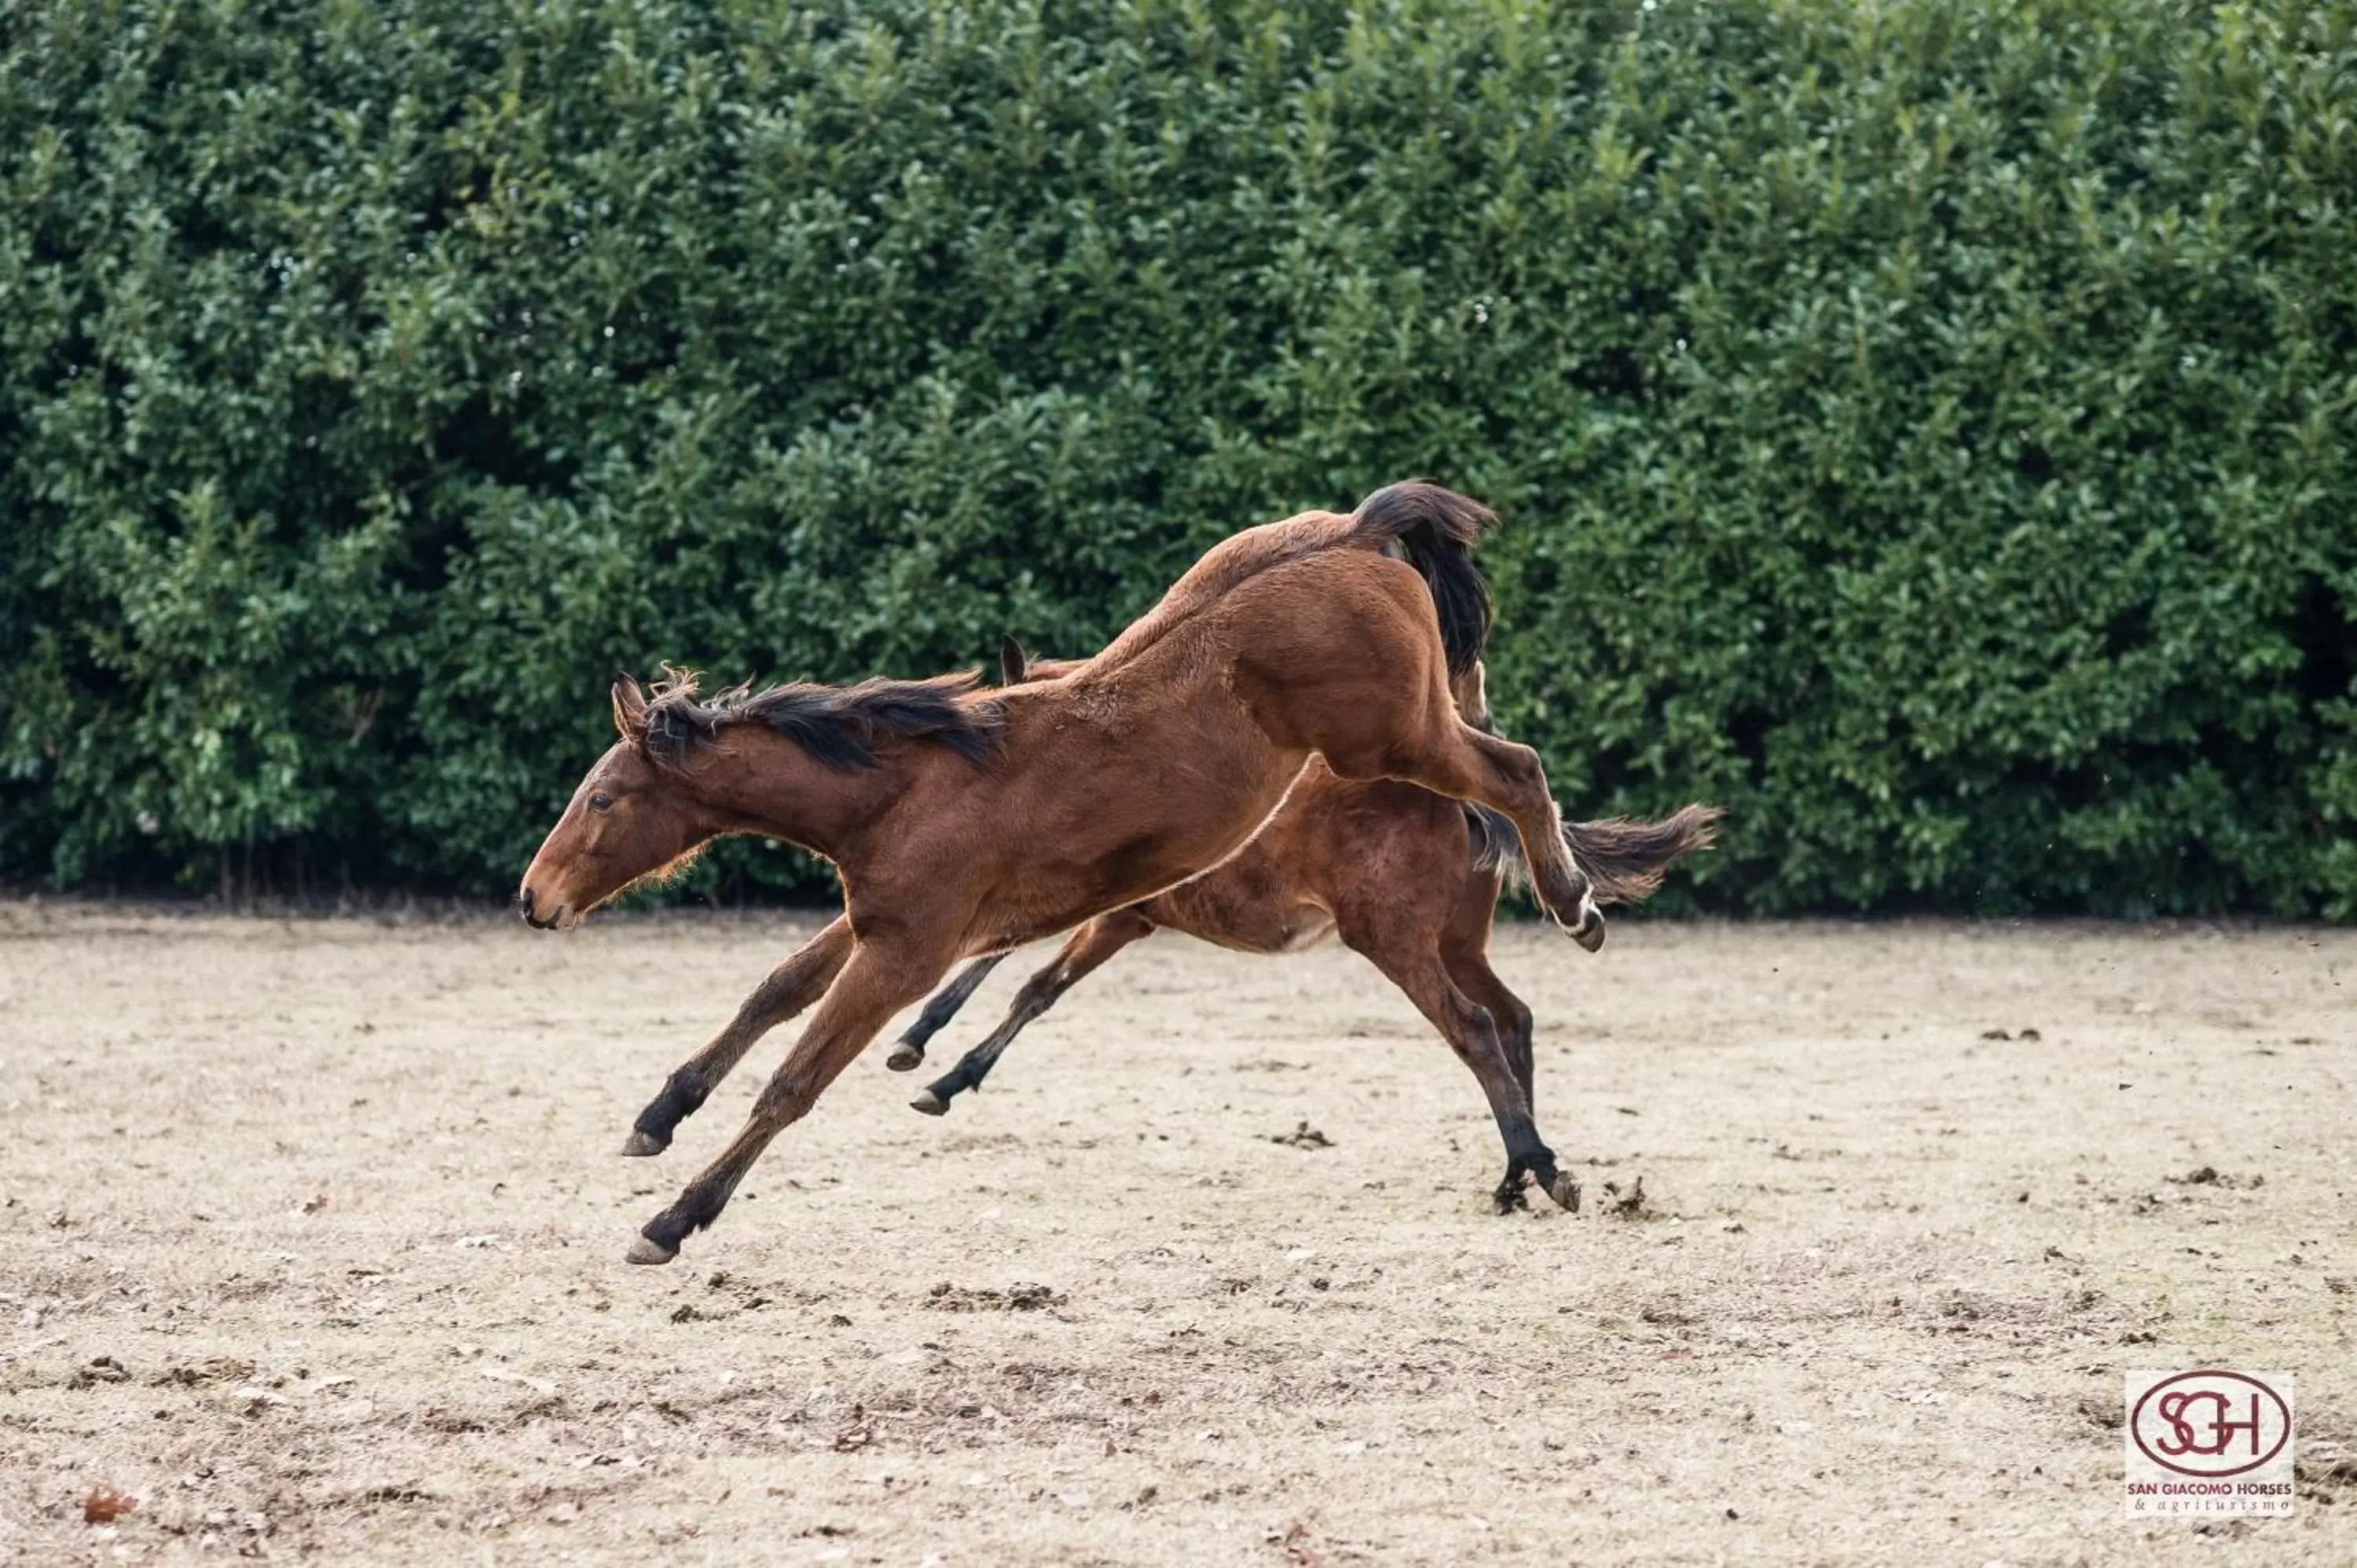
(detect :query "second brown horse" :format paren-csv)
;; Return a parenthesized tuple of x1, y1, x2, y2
(889, 642, 1721, 1211)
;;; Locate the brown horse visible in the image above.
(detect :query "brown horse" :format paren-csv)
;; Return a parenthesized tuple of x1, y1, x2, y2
(886, 640, 1721, 1212)
(519, 482, 1605, 1263)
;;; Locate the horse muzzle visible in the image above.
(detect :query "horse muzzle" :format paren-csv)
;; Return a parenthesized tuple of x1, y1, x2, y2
(515, 887, 570, 931)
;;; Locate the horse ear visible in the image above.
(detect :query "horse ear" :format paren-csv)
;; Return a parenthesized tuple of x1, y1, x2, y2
(999, 635, 1028, 687)
(611, 673, 648, 742)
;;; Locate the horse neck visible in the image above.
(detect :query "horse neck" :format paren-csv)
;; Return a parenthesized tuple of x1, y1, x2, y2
(681, 727, 907, 866)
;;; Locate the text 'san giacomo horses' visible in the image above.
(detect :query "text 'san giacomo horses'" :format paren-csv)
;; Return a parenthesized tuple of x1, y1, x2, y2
(518, 483, 1604, 1262)
(887, 640, 1721, 1213)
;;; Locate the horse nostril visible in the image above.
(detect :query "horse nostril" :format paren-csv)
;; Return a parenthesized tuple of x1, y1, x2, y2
(517, 888, 537, 921)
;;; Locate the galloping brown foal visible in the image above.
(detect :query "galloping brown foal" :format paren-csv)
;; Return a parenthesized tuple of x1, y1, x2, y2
(519, 483, 1604, 1263)
(888, 641, 1721, 1212)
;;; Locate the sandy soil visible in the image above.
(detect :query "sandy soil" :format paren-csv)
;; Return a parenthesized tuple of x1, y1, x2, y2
(2, 900, 2352, 1564)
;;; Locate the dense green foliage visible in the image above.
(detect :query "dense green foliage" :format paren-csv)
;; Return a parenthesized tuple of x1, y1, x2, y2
(4, 0, 2352, 915)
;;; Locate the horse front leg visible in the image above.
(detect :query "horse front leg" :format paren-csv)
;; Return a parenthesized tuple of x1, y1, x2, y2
(885, 953, 1007, 1072)
(629, 934, 949, 1265)
(912, 909, 1157, 1115)
(621, 916, 856, 1156)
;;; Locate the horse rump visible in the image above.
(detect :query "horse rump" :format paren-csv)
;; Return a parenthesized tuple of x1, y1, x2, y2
(1350, 481, 1496, 677)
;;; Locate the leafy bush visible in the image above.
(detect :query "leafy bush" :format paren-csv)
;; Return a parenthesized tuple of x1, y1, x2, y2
(4, 0, 2352, 915)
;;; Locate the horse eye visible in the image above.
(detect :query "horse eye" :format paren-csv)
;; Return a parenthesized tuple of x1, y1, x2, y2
(588, 793, 614, 812)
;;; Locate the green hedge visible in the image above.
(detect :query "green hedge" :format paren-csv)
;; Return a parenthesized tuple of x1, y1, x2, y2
(4, 0, 2352, 916)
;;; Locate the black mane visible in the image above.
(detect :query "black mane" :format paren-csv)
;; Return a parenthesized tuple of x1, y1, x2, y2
(637, 668, 1004, 772)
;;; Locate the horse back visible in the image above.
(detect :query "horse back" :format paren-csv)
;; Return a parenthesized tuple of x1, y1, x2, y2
(1082, 509, 1371, 675)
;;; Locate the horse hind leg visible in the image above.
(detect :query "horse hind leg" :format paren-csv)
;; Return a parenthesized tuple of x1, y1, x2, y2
(1437, 864, 1534, 1102)
(1310, 708, 1603, 951)
(1439, 903, 1541, 1208)
(1388, 726, 1604, 951)
(1339, 911, 1578, 1215)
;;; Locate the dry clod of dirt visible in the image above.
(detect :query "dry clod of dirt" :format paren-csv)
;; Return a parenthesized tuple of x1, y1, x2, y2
(926, 1280, 1065, 1312)
(155, 1357, 256, 1387)
(1266, 1120, 1334, 1149)
(2165, 1164, 2264, 1189)
(73, 1354, 131, 1387)
(82, 1485, 137, 1525)
(2077, 1396, 2124, 1431)
(1601, 1176, 1651, 1220)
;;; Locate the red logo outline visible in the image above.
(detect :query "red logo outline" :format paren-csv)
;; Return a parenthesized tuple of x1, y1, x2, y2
(2129, 1371, 2292, 1478)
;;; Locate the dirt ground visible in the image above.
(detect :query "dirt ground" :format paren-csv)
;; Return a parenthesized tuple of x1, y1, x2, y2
(2, 901, 2352, 1565)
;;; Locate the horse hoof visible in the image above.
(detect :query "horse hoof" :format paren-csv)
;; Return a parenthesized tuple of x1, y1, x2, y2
(1564, 905, 1606, 953)
(625, 1233, 679, 1266)
(619, 1130, 668, 1157)
(885, 1042, 924, 1072)
(1547, 1171, 1582, 1213)
(910, 1089, 948, 1116)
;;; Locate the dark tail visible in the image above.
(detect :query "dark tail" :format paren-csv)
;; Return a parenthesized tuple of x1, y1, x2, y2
(1469, 803, 1724, 906)
(1351, 481, 1495, 676)
(1465, 804, 1528, 885)
(1567, 806, 1724, 903)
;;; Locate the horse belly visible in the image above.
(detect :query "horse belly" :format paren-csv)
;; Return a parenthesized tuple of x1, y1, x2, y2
(965, 764, 1303, 950)
(1143, 823, 1329, 954)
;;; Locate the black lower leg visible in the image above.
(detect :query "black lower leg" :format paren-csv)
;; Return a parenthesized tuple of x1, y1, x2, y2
(887, 954, 1004, 1072)
(628, 1068, 712, 1154)
(1499, 1007, 1536, 1107)
(1511, 1131, 1578, 1214)
(911, 1028, 1022, 1112)
(633, 1166, 742, 1262)
(906, 973, 1065, 1116)
(911, 1059, 977, 1116)
(1456, 1011, 1574, 1214)
(626, 921, 856, 1154)
(633, 1064, 822, 1263)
